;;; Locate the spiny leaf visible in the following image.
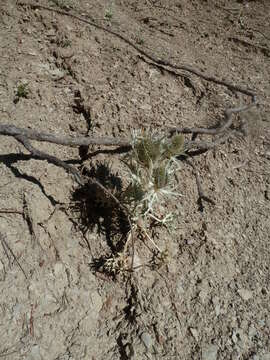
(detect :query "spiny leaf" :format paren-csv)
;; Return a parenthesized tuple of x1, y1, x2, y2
(163, 134, 184, 158)
(123, 183, 145, 203)
(153, 165, 169, 190)
(134, 137, 161, 167)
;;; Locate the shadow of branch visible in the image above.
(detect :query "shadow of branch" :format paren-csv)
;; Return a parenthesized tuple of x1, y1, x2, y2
(0, 153, 61, 206)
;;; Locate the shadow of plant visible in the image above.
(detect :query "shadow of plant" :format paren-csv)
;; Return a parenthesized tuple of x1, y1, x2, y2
(71, 162, 130, 254)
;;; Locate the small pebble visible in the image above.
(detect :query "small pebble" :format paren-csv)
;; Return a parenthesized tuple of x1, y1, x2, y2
(202, 344, 218, 360)
(190, 327, 199, 342)
(238, 288, 253, 301)
(141, 332, 153, 350)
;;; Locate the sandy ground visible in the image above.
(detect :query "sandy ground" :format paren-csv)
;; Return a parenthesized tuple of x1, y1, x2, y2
(0, 1, 269, 359)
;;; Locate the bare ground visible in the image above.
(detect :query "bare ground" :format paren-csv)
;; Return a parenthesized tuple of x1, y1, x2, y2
(0, 0, 269, 359)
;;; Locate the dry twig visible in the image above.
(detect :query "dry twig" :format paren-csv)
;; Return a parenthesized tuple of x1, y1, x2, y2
(0, 233, 28, 279)
(169, 102, 256, 136)
(0, 95, 257, 211)
(184, 159, 215, 211)
(18, 2, 257, 98)
(18, 2, 256, 99)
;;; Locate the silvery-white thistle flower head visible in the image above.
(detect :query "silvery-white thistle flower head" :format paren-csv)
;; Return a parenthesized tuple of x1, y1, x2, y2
(122, 130, 184, 224)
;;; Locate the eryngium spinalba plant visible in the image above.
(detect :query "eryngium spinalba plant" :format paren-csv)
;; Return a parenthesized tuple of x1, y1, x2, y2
(122, 130, 184, 224)
(103, 130, 185, 275)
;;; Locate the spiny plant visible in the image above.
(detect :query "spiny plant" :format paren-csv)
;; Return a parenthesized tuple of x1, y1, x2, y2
(103, 130, 185, 276)
(123, 130, 184, 222)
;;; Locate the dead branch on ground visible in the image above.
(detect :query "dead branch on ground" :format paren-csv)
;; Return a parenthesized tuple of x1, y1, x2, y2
(18, 2, 256, 99)
(0, 98, 257, 208)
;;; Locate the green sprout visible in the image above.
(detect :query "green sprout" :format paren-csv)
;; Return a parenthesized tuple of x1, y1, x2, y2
(105, 6, 113, 20)
(16, 84, 29, 99)
(14, 83, 29, 103)
(136, 36, 144, 45)
(57, 38, 72, 48)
